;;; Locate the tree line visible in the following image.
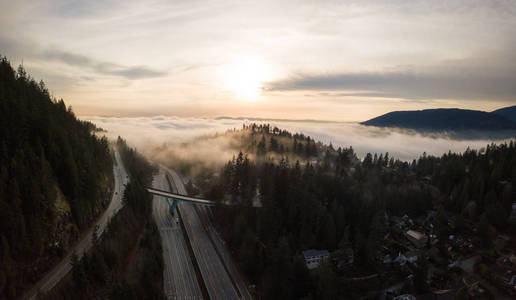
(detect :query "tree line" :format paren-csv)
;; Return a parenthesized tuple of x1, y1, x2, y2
(200, 124, 515, 299)
(0, 57, 113, 299)
(42, 137, 163, 299)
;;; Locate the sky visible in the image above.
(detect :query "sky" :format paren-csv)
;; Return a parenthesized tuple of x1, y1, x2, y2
(2, 0, 516, 121)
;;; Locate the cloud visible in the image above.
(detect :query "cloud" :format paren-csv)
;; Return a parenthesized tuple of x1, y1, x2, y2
(273, 121, 516, 160)
(99, 64, 167, 79)
(85, 116, 245, 151)
(85, 116, 515, 162)
(42, 49, 93, 66)
(0, 35, 166, 80)
(41, 49, 167, 79)
(264, 49, 516, 102)
(49, 0, 124, 18)
(2, 0, 516, 117)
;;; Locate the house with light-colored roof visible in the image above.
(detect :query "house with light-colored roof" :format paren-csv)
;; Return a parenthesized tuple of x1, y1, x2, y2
(302, 249, 329, 269)
(405, 230, 428, 248)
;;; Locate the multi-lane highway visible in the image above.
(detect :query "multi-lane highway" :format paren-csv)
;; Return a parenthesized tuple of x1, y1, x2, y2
(163, 167, 241, 300)
(24, 147, 250, 300)
(24, 148, 129, 299)
(196, 205, 252, 300)
(153, 168, 203, 300)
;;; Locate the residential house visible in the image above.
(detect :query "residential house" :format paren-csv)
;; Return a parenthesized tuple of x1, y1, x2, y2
(303, 249, 329, 269)
(405, 230, 428, 248)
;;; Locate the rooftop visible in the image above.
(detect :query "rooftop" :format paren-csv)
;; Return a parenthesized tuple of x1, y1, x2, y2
(406, 230, 426, 240)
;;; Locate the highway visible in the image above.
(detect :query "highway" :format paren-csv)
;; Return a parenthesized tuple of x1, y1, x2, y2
(152, 168, 203, 300)
(196, 205, 253, 300)
(23, 148, 129, 299)
(163, 167, 241, 300)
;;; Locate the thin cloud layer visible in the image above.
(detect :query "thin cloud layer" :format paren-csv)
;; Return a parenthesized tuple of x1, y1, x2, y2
(0, 36, 167, 80)
(264, 49, 516, 101)
(40, 47, 167, 80)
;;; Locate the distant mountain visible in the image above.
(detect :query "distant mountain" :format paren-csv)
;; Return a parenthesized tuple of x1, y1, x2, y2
(361, 108, 516, 131)
(492, 105, 516, 123)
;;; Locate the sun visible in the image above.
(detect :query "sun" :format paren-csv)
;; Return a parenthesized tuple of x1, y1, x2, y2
(222, 55, 270, 101)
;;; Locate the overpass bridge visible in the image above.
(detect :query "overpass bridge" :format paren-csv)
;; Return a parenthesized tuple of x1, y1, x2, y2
(148, 172, 252, 299)
(146, 187, 216, 215)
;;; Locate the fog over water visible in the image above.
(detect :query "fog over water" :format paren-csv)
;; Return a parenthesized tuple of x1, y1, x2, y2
(86, 116, 515, 161)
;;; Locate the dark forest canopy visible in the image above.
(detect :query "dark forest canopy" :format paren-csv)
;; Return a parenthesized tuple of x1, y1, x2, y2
(492, 105, 516, 123)
(43, 138, 162, 300)
(0, 57, 113, 299)
(190, 123, 516, 299)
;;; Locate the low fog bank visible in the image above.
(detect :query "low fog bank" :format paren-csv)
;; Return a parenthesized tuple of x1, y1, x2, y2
(86, 115, 243, 150)
(85, 116, 246, 173)
(269, 122, 516, 161)
(85, 116, 515, 163)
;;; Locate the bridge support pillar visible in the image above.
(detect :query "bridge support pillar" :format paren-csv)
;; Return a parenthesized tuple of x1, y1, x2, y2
(169, 198, 179, 215)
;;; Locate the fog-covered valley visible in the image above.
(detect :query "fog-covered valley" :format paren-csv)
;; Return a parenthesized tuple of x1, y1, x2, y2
(86, 115, 514, 162)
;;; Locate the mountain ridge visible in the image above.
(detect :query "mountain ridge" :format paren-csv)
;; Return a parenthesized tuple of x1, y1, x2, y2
(362, 107, 516, 132)
(492, 105, 516, 123)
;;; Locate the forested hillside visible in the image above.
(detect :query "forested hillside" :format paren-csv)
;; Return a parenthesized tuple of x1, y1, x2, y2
(153, 123, 327, 180)
(43, 137, 163, 300)
(0, 57, 113, 299)
(492, 105, 516, 123)
(189, 124, 516, 299)
(362, 108, 516, 131)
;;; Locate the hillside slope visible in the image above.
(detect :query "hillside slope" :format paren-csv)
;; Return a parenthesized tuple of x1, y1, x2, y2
(0, 57, 113, 298)
(492, 105, 516, 123)
(361, 108, 516, 131)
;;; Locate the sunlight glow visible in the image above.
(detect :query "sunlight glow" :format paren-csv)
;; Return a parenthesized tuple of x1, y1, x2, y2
(222, 55, 270, 101)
